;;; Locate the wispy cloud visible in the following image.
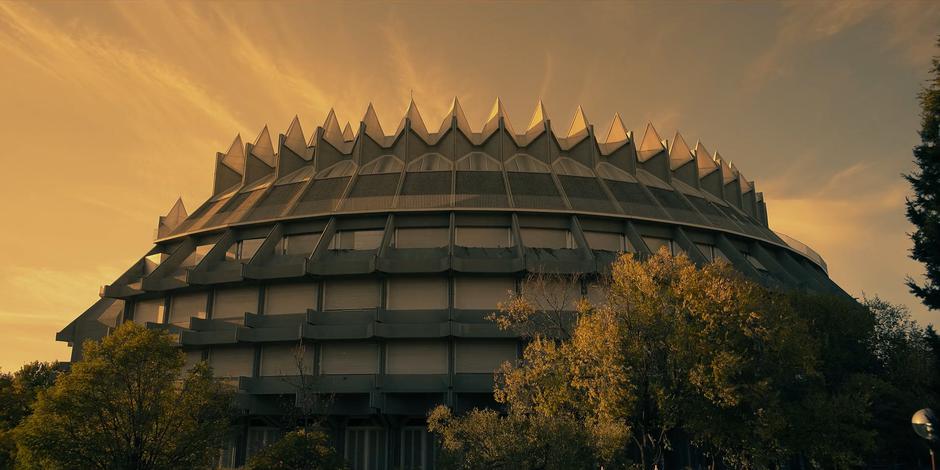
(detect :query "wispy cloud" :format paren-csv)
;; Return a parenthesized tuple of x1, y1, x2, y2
(742, 2, 881, 93)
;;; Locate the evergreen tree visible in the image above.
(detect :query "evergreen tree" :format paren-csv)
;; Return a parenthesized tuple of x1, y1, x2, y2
(905, 36, 940, 310)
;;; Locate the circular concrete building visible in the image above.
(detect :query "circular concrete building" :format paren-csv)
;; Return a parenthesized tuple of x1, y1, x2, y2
(57, 99, 839, 469)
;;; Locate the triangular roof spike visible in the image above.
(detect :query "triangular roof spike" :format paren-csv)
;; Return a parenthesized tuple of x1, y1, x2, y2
(157, 198, 187, 238)
(251, 125, 275, 167)
(401, 99, 430, 141)
(362, 103, 385, 142)
(440, 96, 472, 134)
(482, 97, 513, 136)
(284, 115, 306, 155)
(637, 122, 665, 153)
(715, 151, 736, 184)
(668, 131, 693, 170)
(321, 108, 344, 146)
(604, 113, 629, 144)
(527, 100, 549, 133)
(566, 106, 589, 139)
(343, 122, 354, 141)
(220, 134, 245, 172)
(738, 172, 753, 193)
(694, 141, 718, 175)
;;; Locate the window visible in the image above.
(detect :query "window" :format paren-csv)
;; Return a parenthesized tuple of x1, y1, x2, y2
(401, 427, 432, 470)
(745, 253, 768, 271)
(323, 279, 380, 310)
(183, 350, 204, 372)
(522, 277, 581, 311)
(330, 230, 384, 250)
(265, 283, 318, 315)
(169, 291, 208, 326)
(345, 427, 386, 470)
(521, 228, 573, 249)
(359, 155, 404, 175)
(456, 152, 500, 171)
(213, 287, 258, 321)
(642, 236, 674, 255)
(552, 157, 594, 177)
(595, 162, 637, 182)
(217, 435, 238, 469)
(316, 160, 357, 179)
(586, 282, 608, 306)
(134, 298, 164, 324)
(260, 343, 314, 376)
(584, 231, 626, 252)
(394, 227, 449, 248)
(386, 341, 448, 374)
(387, 278, 448, 310)
(455, 340, 517, 373)
(454, 227, 511, 248)
(320, 342, 378, 375)
(695, 243, 730, 262)
(182, 243, 214, 268)
(247, 428, 283, 461)
(407, 153, 452, 172)
(209, 346, 254, 378)
(226, 238, 264, 262)
(504, 154, 551, 173)
(454, 278, 515, 310)
(276, 233, 320, 256)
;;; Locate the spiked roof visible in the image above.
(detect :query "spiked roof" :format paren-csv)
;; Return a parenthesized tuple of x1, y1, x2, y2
(175, 98, 786, 255)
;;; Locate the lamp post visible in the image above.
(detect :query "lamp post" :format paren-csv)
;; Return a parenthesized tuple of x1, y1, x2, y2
(912, 408, 937, 470)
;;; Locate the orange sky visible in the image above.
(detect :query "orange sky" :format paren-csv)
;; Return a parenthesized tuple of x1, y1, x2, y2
(0, 1, 938, 372)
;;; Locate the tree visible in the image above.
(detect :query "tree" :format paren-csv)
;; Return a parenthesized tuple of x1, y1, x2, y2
(0, 361, 63, 468)
(862, 297, 938, 464)
(246, 428, 345, 470)
(14, 322, 233, 470)
(427, 405, 594, 470)
(905, 36, 940, 310)
(436, 251, 831, 469)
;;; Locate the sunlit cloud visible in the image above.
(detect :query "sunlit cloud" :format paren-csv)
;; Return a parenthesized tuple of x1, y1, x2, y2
(0, 1, 935, 372)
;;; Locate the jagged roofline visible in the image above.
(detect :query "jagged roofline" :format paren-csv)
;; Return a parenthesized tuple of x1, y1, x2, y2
(209, 98, 763, 198)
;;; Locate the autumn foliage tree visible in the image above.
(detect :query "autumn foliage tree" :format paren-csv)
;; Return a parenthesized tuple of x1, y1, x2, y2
(246, 428, 346, 470)
(430, 250, 934, 469)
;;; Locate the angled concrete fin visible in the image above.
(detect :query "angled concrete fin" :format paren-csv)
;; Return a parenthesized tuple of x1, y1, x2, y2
(567, 106, 589, 138)
(604, 113, 629, 145)
(220, 134, 246, 172)
(213, 135, 244, 195)
(321, 108, 344, 148)
(440, 96, 472, 135)
(566, 106, 590, 143)
(399, 99, 430, 142)
(343, 122, 354, 141)
(284, 115, 306, 156)
(362, 103, 386, 142)
(668, 131, 693, 170)
(637, 122, 665, 161)
(694, 141, 717, 175)
(251, 126, 276, 167)
(739, 173, 753, 193)
(528, 100, 549, 133)
(721, 158, 737, 184)
(482, 97, 511, 138)
(157, 198, 187, 238)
